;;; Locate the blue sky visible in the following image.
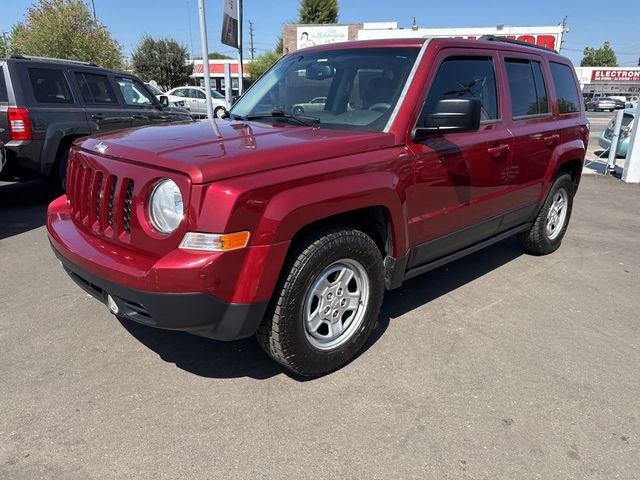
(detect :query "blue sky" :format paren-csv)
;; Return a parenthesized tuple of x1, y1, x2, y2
(2, 0, 639, 66)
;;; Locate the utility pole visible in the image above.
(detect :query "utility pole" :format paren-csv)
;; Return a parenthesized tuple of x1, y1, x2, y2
(249, 20, 255, 60)
(559, 16, 568, 53)
(91, 0, 97, 21)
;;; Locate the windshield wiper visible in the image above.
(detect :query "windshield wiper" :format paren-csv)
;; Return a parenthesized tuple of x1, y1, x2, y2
(244, 109, 320, 126)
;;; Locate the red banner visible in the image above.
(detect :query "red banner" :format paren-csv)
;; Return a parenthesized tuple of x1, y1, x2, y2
(591, 70, 640, 82)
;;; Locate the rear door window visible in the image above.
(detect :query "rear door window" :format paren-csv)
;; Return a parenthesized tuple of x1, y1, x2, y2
(549, 62, 581, 114)
(505, 58, 549, 118)
(75, 72, 118, 104)
(28, 68, 74, 104)
(423, 56, 499, 122)
(116, 77, 155, 106)
(191, 89, 206, 99)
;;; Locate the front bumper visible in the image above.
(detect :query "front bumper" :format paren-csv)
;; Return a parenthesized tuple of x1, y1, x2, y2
(52, 244, 267, 340)
(46, 195, 280, 341)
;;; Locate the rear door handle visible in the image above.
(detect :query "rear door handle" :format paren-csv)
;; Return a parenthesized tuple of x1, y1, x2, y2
(487, 144, 510, 158)
(544, 134, 560, 146)
(131, 114, 145, 120)
(91, 114, 105, 120)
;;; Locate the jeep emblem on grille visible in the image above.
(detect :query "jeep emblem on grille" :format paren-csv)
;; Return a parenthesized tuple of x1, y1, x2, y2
(95, 142, 108, 154)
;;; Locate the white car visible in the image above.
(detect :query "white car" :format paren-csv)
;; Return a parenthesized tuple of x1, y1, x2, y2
(626, 96, 638, 109)
(144, 82, 189, 111)
(164, 87, 228, 118)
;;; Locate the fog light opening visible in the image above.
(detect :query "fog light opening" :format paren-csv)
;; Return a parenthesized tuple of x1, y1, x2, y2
(106, 294, 119, 315)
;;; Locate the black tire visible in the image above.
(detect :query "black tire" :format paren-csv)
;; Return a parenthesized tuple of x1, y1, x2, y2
(48, 148, 69, 194)
(214, 106, 227, 118)
(257, 226, 385, 377)
(518, 173, 575, 255)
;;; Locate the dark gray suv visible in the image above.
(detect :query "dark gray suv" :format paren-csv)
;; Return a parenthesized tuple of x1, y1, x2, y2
(0, 55, 192, 189)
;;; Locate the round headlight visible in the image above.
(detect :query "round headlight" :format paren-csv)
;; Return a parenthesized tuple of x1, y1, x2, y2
(149, 179, 183, 233)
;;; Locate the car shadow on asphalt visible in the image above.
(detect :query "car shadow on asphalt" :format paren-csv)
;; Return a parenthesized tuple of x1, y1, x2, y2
(0, 180, 56, 240)
(120, 237, 523, 382)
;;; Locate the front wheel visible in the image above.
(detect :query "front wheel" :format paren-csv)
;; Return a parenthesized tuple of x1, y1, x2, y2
(518, 173, 575, 255)
(214, 106, 227, 118)
(257, 226, 385, 377)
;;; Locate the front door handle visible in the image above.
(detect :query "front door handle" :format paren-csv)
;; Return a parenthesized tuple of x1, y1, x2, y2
(487, 144, 510, 158)
(131, 114, 145, 120)
(544, 134, 560, 146)
(91, 113, 105, 120)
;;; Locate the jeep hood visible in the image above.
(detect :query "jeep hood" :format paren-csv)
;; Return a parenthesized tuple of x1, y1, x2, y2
(78, 119, 396, 184)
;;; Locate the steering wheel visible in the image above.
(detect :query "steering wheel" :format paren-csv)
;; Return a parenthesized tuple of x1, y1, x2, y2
(368, 103, 391, 113)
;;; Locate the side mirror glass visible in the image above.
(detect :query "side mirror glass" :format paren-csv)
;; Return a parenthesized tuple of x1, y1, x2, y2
(413, 98, 482, 141)
(159, 95, 169, 108)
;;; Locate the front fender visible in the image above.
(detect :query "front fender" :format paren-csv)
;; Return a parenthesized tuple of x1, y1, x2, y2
(253, 171, 408, 255)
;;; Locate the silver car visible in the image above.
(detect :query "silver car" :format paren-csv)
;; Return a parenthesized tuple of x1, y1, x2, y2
(164, 87, 228, 118)
(587, 97, 616, 112)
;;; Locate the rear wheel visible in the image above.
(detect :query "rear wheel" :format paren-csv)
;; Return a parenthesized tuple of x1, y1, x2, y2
(48, 148, 69, 194)
(518, 173, 575, 255)
(257, 226, 385, 377)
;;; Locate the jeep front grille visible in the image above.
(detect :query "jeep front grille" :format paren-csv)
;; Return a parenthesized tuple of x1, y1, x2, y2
(66, 157, 135, 236)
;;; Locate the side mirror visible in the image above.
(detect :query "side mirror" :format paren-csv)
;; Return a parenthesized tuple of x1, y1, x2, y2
(159, 95, 169, 108)
(413, 98, 481, 141)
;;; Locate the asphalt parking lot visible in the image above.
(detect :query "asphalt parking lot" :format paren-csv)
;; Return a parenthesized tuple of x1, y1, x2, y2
(1, 122, 639, 478)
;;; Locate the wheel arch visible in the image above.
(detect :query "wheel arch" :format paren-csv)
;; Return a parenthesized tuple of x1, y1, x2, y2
(542, 139, 586, 197)
(253, 171, 408, 258)
(41, 124, 91, 176)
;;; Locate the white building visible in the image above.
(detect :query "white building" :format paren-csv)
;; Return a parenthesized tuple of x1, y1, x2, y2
(573, 67, 640, 97)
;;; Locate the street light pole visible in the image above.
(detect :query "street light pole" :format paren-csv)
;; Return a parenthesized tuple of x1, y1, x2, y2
(197, 0, 215, 122)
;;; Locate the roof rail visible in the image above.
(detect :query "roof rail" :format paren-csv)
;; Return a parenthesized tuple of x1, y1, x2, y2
(9, 54, 98, 67)
(477, 35, 557, 53)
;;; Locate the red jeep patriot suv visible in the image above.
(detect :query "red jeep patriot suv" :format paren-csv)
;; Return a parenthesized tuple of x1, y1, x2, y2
(47, 37, 588, 376)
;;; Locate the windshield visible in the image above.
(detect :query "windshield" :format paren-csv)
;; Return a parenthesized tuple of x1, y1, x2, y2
(211, 89, 225, 99)
(231, 47, 420, 131)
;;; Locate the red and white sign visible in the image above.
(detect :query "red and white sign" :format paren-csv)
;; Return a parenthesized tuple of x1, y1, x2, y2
(358, 25, 565, 52)
(591, 69, 640, 82)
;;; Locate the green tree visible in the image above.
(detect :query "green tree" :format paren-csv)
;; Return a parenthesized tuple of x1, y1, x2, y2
(208, 52, 232, 59)
(246, 50, 281, 80)
(580, 41, 618, 67)
(10, 0, 123, 69)
(0, 33, 11, 57)
(131, 35, 194, 90)
(298, 0, 339, 24)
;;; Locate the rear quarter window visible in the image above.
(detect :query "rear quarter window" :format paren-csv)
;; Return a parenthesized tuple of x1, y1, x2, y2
(0, 65, 8, 103)
(549, 62, 581, 114)
(28, 67, 74, 104)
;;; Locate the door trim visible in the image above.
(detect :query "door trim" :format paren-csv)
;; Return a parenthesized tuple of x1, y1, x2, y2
(406, 203, 538, 269)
